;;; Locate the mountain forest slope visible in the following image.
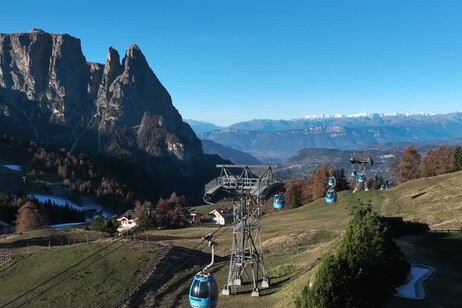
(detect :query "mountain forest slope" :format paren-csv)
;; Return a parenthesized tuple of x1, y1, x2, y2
(0, 30, 226, 203)
(2, 171, 462, 307)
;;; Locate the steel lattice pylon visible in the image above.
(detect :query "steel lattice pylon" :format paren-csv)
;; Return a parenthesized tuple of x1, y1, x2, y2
(349, 155, 373, 192)
(203, 165, 282, 296)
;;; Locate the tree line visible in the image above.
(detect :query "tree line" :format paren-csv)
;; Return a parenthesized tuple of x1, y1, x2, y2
(132, 192, 190, 231)
(1, 134, 193, 233)
(265, 166, 349, 211)
(0, 189, 191, 234)
(0, 191, 85, 233)
(30, 144, 134, 210)
(393, 145, 462, 182)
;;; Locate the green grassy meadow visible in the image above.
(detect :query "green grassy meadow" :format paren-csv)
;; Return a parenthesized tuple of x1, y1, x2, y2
(0, 234, 166, 308)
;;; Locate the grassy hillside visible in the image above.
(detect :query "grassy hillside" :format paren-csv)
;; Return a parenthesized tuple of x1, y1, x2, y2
(141, 194, 352, 308)
(0, 230, 167, 308)
(1, 171, 462, 307)
(359, 170, 462, 229)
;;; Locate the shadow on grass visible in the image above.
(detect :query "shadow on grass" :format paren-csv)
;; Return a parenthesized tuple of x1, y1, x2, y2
(128, 246, 228, 307)
(417, 233, 462, 273)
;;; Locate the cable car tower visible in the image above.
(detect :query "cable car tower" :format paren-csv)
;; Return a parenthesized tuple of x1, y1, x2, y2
(203, 164, 282, 297)
(349, 155, 373, 192)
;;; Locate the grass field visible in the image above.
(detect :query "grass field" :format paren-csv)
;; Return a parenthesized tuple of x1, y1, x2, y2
(0, 231, 168, 308)
(143, 193, 352, 308)
(1, 171, 462, 307)
(353, 171, 462, 229)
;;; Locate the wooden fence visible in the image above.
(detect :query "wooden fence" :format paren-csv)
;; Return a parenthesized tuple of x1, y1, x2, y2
(116, 241, 174, 308)
(0, 251, 12, 266)
(429, 229, 462, 234)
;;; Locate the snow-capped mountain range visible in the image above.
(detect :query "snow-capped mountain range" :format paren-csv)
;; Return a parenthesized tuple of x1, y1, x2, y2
(187, 112, 462, 162)
(303, 112, 432, 120)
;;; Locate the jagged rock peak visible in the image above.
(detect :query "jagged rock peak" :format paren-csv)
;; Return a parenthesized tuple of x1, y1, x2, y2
(126, 44, 142, 56)
(0, 30, 87, 106)
(124, 44, 148, 68)
(107, 47, 121, 64)
(104, 46, 122, 75)
(29, 28, 45, 33)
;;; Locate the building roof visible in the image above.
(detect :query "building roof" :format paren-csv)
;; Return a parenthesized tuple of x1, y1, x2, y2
(209, 208, 233, 219)
(117, 209, 138, 220)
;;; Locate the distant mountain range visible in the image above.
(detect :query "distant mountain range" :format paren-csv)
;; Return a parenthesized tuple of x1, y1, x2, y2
(201, 140, 261, 165)
(184, 120, 223, 134)
(188, 113, 462, 162)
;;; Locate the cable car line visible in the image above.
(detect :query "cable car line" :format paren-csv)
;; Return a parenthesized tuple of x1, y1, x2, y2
(349, 154, 373, 193)
(325, 174, 337, 204)
(126, 225, 231, 307)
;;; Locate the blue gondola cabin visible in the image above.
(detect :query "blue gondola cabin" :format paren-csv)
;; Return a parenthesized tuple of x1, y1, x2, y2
(325, 190, 337, 204)
(189, 273, 218, 308)
(273, 193, 286, 209)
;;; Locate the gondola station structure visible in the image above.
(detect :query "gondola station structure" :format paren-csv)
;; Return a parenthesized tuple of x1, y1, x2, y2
(203, 165, 284, 297)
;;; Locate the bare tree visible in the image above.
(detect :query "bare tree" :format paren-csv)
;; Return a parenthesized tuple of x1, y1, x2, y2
(396, 146, 421, 182)
(309, 166, 329, 199)
(421, 145, 453, 177)
(15, 200, 49, 233)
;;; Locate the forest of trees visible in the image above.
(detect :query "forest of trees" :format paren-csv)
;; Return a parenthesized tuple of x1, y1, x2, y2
(132, 192, 190, 231)
(30, 145, 134, 210)
(1, 134, 194, 234)
(394, 145, 462, 182)
(0, 192, 86, 232)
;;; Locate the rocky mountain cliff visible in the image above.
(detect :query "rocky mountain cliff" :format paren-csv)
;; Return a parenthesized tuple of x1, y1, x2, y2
(0, 29, 201, 161)
(0, 29, 221, 202)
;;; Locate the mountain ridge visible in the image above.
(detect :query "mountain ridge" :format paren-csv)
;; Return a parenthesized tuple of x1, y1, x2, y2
(190, 112, 462, 162)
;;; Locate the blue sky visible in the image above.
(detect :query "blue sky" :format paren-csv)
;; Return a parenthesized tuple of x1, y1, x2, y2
(2, 1, 462, 126)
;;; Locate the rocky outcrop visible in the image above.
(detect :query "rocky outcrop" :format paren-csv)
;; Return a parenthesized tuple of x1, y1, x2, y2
(0, 29, 203, 163)
(0, 29, 91, 126)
